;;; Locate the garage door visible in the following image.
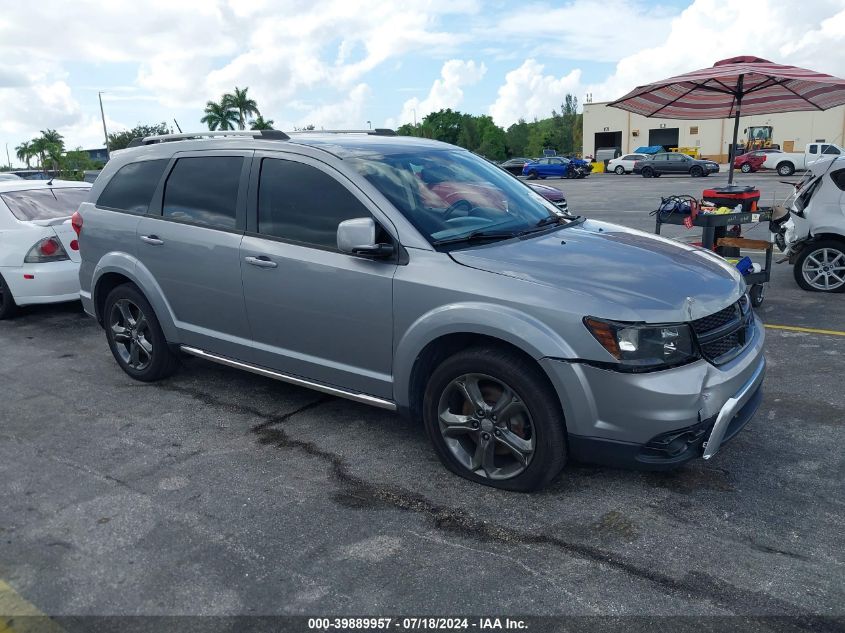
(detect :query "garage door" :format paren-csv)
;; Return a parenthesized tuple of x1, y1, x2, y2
(648, 128, 679, 151)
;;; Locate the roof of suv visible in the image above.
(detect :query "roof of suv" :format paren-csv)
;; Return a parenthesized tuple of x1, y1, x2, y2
(0, 179, 91, 194)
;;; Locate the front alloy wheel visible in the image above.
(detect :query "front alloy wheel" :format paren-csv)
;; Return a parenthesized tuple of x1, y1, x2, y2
(795, 242, 845, 292)
(109, 299, 153, 371)
(437, 373, 535, 480)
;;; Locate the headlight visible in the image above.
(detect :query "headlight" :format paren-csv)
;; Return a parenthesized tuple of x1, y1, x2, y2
(584, 317, 698, 369)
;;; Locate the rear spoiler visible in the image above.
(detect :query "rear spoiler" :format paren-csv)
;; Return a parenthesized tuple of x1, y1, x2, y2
(29, 217, 72, 227)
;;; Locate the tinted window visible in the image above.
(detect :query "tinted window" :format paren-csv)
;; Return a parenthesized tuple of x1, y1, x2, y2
(1, 187, 90, 221)
(163, 157, 242, 229)
(97, 159, 168, 214)
(830, 169, 845, 191)
(823, 145, 840, 155)
(258, 158, 371, 249)
(809, 144, 818, 154)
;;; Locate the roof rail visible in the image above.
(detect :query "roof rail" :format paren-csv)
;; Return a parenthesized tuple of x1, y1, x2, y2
(292, 128, 397, 137)
(126, 129, 290, 148)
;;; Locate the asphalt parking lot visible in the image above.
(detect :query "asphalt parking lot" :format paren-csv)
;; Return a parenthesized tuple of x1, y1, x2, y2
(1, 170, 843, 629)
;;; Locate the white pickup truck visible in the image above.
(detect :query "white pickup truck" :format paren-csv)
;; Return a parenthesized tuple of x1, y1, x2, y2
(763, 142, 843, 176)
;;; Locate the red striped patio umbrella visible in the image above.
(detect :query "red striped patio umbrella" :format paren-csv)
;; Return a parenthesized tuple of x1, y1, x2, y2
(608, 56, 845, 183)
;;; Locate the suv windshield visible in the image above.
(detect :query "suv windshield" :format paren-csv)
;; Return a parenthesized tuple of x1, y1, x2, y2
(0, 187, 90, 221)
(347, 149, 568, 246)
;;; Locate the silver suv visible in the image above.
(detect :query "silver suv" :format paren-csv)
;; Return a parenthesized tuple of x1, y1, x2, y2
(76, 130, 765, 491)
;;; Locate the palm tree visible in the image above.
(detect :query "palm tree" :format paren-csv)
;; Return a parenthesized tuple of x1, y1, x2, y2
(40, 129, 65, 151)
(223, 86, 260, 130)
(29, 137, 49, 170)
(249, 116, 274, 130)
(200, 100, 238, 131)
(15, 141, 32, 168)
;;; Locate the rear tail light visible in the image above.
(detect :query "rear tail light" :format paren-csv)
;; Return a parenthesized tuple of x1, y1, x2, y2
(71, 211, 83, 236)
(24, 237, 69, 263)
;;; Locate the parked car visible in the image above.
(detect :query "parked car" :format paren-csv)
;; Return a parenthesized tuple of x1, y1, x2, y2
(772, 156, 845, 293)
(77, 130, 765, 491)
(522, 156, 592, 179)
(762, 142, 843, 176)
(499, 157, 532, 175)
(0, 173, 23, 181)
(527, 182, 568, 214)
(734, 149, 781, 173)
(633, 153, 720, 177)
(606, 153, 646, 175)
(0, 179, 91, 318)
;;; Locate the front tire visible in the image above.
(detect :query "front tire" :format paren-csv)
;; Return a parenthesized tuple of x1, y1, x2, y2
(793, 240, 845, 293)
(740, 163, 752, 173)
(614, 166, 625, 175)
(422, 346, 566, 491)
(527, 170, 538, 180)
(690, 165, 703, 177)
(103, 283, 179, 381)
(0, 274, 17, 320)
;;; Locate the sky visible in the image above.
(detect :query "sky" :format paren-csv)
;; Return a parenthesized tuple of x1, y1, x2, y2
(2, 0, 845, 162)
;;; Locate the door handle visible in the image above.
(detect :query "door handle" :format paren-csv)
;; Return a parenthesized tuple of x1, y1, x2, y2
(244, 255, 278, 269)
(140, 235, 164, 246)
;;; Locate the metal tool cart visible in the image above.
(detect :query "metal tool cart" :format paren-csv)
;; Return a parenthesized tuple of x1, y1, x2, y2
(654, 197, 773, 307)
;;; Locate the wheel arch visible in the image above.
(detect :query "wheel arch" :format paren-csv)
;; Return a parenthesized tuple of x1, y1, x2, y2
(92, 255, 178, 341)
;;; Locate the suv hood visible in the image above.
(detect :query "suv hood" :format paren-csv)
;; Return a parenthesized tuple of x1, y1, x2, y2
(449, 220, 744, 322)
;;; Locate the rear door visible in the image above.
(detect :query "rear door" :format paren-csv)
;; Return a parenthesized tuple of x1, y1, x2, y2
(666, 154, 686, 173)
(239, 153, 397, 398)
(135, 151, 253, 359)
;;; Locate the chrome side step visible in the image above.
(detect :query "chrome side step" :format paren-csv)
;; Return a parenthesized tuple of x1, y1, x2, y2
(180, 345, 397, 411)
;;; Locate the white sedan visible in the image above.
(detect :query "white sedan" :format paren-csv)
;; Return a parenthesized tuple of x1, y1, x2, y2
(0, 179, 91, 318)
(606, 153, 647, 174)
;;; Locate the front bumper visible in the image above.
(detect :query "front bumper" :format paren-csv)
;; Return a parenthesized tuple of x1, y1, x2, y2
(540, 314, 766, 469)
(1, 261, 81, 306)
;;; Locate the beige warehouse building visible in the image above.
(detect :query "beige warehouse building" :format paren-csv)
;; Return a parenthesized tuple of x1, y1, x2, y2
(583, 101, 845, 162)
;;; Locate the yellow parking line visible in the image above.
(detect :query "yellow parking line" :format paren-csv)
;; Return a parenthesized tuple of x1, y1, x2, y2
(765, 324, 845, 337)
(0, 580, 64, 633)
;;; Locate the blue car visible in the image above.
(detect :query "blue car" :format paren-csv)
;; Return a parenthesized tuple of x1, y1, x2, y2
(521, 156, 591, 179)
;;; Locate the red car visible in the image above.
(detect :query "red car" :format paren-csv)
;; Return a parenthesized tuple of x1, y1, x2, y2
(734, 149, 781, 173)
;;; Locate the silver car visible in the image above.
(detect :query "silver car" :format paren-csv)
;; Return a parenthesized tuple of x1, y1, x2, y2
(76, 130, 765, 491)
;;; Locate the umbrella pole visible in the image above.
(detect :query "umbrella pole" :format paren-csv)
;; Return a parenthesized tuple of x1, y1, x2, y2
(728, 75, 744, 186)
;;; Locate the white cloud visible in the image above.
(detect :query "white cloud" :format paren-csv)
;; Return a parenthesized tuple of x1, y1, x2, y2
(489, 60, 582, 127)
(292, 83, 372, 130)
(397, 60, 487, 125)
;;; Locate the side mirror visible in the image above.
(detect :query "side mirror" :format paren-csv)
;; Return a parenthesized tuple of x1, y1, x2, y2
(337, 218, 393, 258)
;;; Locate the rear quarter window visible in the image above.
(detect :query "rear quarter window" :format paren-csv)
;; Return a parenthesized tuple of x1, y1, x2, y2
(96, 159, 169, 214)
(0, 187, 90, 221)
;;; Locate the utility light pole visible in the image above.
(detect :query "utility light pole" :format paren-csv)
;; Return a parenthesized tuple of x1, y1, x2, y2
(5, 143, 10, 170)
(98, 92, 110, 161)
(366, 120, 372, 129)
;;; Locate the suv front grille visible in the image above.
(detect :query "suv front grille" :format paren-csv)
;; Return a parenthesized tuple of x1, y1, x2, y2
(691, 298, 753, 365)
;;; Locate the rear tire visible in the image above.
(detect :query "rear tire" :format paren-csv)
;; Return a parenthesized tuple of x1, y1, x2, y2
(642, 167, 654, 178)
(527, 170, 538, 180)
(740, 163, 752, 173)
(614, 166, 625, 175)
(0, 274, 17, 320)
(422, 346, 567, 491)
(777, 162, 795, 177)
(793, 240, 845, 293)
(103, 283, 179, 381)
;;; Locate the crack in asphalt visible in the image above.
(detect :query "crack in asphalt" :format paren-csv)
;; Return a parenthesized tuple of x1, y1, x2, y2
(155, 379, 832, 629)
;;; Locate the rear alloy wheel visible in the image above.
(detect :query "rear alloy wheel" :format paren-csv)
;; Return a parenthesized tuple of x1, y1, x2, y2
(104, 283, 178, 381)
(642, 167, 654, 178)
(423, 346, 566, 491)
(527, 170, 538, 180)
(777, 162, 795, 177)
(615, 166, 625, 175)
(794, 241, 845, 293)
(740, 163, 752, 173)
(690, 165, 703, 177)
(0, 274, 17, 320)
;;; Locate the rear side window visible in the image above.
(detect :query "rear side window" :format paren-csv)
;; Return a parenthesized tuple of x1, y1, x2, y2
(258, 158, 371, 249)
(162, 157, 243, 229)
(1, 188, 90, 221)
(97, 159, 168, 214)
(830, 169, 845, 191)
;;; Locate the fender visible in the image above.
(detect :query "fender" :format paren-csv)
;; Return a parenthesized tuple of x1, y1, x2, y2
(392, 301, 578, 408)
(810, 227, 845, 241)
(91, 252, 179, 342)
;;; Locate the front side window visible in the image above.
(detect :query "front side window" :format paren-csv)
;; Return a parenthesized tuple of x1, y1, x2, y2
(162, 156, 242, 229)
(97, 159, 169, 214)
(347, 149, 567, 247)
(1, 187, 90, 221)
(258, 158, 372, 249)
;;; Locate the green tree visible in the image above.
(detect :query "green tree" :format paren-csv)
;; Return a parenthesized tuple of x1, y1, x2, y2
(249, 115, 274, 130)
(505, 120, 530, 157)
(201, 100, 238, 131)
(58, 148, 98, 181)
(15, 141, 33, 168)
(40, 129, 64, 150)
(108, 122, 170, 151)
(223, 86, 260, 130)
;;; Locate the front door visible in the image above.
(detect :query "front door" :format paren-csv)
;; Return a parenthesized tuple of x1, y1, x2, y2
(135, 151, 253, 359)
(239, 154, 397, 399)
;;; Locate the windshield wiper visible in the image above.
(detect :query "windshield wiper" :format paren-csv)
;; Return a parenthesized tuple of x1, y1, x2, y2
(432, 230, 519, 246)
(525, 214, 584, 232)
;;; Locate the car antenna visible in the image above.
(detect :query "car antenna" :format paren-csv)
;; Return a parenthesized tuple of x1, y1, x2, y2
(46, 176, 54, 186)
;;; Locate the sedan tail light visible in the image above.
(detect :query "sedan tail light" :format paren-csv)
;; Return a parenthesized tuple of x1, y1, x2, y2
(71, 211, 83, 236)
(24, 237, 70, 263)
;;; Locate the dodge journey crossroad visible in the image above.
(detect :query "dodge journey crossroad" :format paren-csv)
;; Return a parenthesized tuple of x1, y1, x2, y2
(76, 129, 766, 491)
